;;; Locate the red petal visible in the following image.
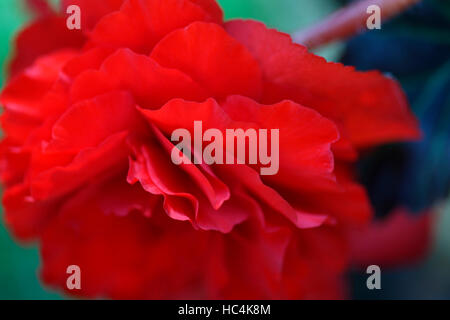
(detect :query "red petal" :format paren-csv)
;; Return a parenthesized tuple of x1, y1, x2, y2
(70, 49, 208, 107)
(222, 221, 292, 299)
(225, 20, 420, 150)
(0, 111, 41, 145)
(97, 177, 160, 218)
(151, 22, 262, 100)
(282, 227, 348, 299)
(0, 140, 30, 186)
(49, 91, 139, 150)
(216, 163, 330, 229)
(127, 137, 199, 224)
(128, 132, 245, 233)
(140, 98, 329, 229)
(40, 181, 215, 299)
(8, 15, 85, 78)
(62, 47, 114, 79)
(29, 91, 142, 183)
(222, 95, 338, 179)
(31, 131, 129, 200)
(284, 163, 373, 227)
(2, 183, 60, 240)
(189, 0, 223, 23)
(30, 92, 140, 199)
(90, 0, 222, 53)
(151, 124, 230, 211)
(350, 208, 434, 268)
(1, 50, 77, 119)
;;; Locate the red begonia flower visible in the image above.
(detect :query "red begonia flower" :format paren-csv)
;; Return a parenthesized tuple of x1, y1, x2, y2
(1, 0, 422, 299)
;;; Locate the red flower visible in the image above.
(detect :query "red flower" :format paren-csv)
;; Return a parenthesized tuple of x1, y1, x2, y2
(1, 0, 421, 299)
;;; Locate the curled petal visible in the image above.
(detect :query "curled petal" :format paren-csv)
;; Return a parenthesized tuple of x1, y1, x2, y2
(70, 49, 208, 107)
(90, 0, 223, 53)
(31, 131, 130, 200)
(141, 98, 330, 229)
(128, 131, 245, 233)
(226, 19, 421, 151)
(151, 22, 263, 100)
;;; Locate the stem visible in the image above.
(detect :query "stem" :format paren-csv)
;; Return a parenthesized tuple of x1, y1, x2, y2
(293, 0, 422, 49)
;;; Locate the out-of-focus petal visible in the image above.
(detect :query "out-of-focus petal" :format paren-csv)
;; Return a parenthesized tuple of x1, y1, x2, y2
(8, 16, 85, 78)
(350, 208, 434, 268)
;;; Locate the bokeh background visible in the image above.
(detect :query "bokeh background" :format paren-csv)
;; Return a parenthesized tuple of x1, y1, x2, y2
(1, 0, 449, 299)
